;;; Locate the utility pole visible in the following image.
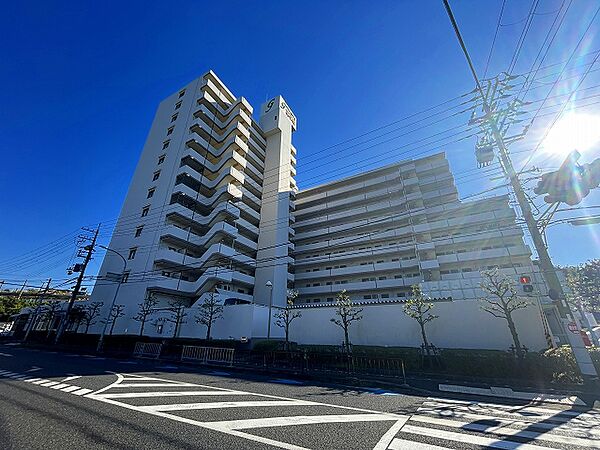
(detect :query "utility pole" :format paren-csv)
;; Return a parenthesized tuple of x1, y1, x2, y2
(23, 278, 51, 342)
(54, 225, 100, 344)
(16, 280, 28, 300)
(443, 0, 598, 381)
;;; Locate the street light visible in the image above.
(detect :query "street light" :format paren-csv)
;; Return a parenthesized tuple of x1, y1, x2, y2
(266, 280, 273, 339)
(96, 245, 127, 353)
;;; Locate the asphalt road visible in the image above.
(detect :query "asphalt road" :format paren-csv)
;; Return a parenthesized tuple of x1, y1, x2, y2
(0, 343, 598, 450)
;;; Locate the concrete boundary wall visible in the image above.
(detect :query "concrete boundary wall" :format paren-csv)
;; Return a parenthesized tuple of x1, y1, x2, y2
(288, 301, 548, 351)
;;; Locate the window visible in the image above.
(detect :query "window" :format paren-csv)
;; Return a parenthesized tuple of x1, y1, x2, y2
(381, 293, 390, 299)
(178, 89, 185, 98)
(158, 154, 165, 165)
(135, 226, 143, 237)
(171, 114, 178, 123)
(141, 206, 150, 217)
(327, 298, 334, 302)
(152, 171, 160, 181)
(167, 127, 174, 136)
(147, 188, 155, 199)
(162, 140, 170, 150)
(364, 295, 372, 299)
(127, 248, 137, 260)
(122, 271, 130, 283)
(175, 101, 182, 110)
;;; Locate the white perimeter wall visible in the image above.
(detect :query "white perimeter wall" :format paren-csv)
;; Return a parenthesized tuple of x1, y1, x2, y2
(288, 301, 548, 351)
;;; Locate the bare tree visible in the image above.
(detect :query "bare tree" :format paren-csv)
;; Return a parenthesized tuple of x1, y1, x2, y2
(81, 302, 104, 334)
(41, 301, 64, 339)
(403, 285, 438, 353)
(480, 268, 530, 358)
(132, 294, 158, 337)
(274, 290, 302, 348)
(166, 299, 188, 338)
(67, 304, 87, 332)
(195, 292, 223, 341)
(103, 304, 126, 335)
(330, 290, 363, 354)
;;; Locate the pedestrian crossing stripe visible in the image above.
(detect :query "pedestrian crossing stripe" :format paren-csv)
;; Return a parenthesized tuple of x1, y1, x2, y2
(0, 369, 92, 398)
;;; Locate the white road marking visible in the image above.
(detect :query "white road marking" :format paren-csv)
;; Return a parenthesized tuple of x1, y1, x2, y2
(86, 373, 409, 450)
(420, 401, 600, 426)
(50, 383, 71, 390)
(32, 379, 50, 385)
(410, 413, 596, 448)
(62, 385, 84, 393)
(401, 424, 556, 450)
(389, 438, 448, 450)
(209, 413, 400, 430)
(39, 381, 60, 387)
(26, 367, 42, 372)
(115, 382, 198, 388)
(372, 418, 409, 450)
(0, 352, 13, 357)
(62, 375, 81, 382)
(97, 390, 249, 399)
(24, 378, 41, 383)
(72, 388, 93, 396)
(139, 399, 317, 413)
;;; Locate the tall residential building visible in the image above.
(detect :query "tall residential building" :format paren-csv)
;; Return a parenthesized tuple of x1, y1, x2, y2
(293, 153, 534, 305)
(90, 71, 297, 329)
(88, 71, 548, 346)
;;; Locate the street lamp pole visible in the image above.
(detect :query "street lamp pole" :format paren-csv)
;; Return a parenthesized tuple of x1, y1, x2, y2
(96, 246, 127, 353)
(266, 280, 273, 339)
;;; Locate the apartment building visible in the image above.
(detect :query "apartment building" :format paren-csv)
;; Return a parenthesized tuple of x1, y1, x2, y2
(293, 153, 535, 305)
(87, 71, 547, 346)
(89, 71, 296, 331)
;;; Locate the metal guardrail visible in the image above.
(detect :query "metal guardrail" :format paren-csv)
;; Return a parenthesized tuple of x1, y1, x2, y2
(181, 345, 235, 366)
(133, 342, 163, 359)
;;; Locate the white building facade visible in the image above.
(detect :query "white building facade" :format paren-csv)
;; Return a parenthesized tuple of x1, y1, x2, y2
(88, 72, 550, 351)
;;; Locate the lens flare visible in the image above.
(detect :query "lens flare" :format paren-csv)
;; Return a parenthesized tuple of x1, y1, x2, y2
(543, 112, 600, 155)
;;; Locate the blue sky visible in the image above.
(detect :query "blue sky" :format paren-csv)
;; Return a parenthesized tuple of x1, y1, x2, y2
(1, 0, 600, 289)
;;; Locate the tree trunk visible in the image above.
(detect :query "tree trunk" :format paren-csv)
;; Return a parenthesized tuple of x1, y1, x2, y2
(420, 322, 430, 355)
(506, 313, 523, 358)
(344, 326, 350, 354)
(139, 320, 145, 337)
(85, 322, 90, 334)
(206, 322, 211, 341)
(110, 318, 116, 336)
(285, 325, 289, 344)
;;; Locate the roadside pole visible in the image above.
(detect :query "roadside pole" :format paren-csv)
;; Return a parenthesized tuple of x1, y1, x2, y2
(23, 278, 52, 342)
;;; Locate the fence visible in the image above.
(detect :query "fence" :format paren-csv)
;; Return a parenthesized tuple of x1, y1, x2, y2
(181, 345, 235, 366)
(133, 342, 163, 359)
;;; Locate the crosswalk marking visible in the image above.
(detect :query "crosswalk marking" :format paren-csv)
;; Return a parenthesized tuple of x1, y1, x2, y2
(139, 399, 317, 413)
(209, 413, 400, 430)
(24, 377, 41, 383)
(116, 382, 197, 388)
(61, 385, 83, 393)
(97, 390, 251, 399)
(401, 424, 556, 450)
(410, 413, 596, 448)
(40, 381, 60, 387)
(50, 383, 71, 390)
(388, 439, 448, 450)
(72, 388, 93, 396)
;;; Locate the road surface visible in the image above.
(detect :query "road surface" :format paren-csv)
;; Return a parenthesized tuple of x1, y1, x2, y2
(0, 343, 598, 449)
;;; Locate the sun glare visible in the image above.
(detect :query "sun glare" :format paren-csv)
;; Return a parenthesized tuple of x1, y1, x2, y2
(543, 112, 600, 156)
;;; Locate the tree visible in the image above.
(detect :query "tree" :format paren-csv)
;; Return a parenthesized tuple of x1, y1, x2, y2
(80, 302, 104, 334)
(566, 259, 600, 312)
(166, 299, 188, 338)
(403, 285, 438, 353)
(330, 290, 363, 354)
(194, 292, 223, 340)
(480, 268, 530, 358)
(565, 260, 600, 346)
(132, 294, 158, 337)
(0, 294, 35, 322)
(103, 304, 126, 335)
(67, 304, 87, 332)
(274, 290, 302, 348)
(40, 301, 64, 339)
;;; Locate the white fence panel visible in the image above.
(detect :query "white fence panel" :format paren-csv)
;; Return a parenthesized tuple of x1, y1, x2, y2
(181, 345, 234, 366)
(133, 342, 162, 359)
